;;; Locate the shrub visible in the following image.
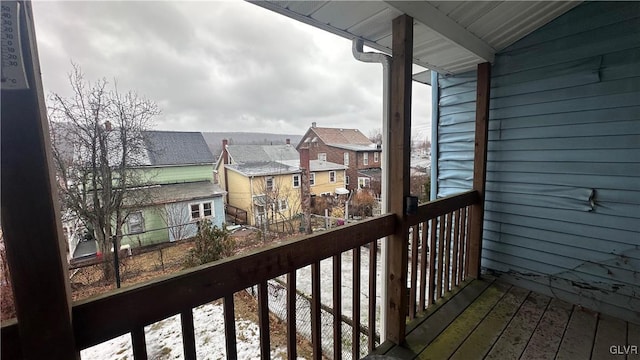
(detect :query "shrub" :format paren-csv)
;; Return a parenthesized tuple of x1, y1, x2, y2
(183, 219, 234, 268)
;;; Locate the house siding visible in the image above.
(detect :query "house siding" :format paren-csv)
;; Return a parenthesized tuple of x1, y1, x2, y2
(310, 170, 346, 196)
(437, 2, 640, 322)
(137, 164, 213, 185)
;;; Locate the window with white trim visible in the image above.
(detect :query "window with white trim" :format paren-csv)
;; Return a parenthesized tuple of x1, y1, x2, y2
(344, 152, 349, 166)
(310, 173, 316, 186)
(277, 198, 288, 212)
(292, 174, 300, 188)
(329, 171, 336, 183)
(265, 176, 274, 192)
(358, 177, 370, 189)
(318, 153, 327, 161)
(127, 211, 144, 234)
(374, 152, 379, 163)
(363, 153, 369, 165)
(190, 202, 214, 220)
(346, 175, 349, 186)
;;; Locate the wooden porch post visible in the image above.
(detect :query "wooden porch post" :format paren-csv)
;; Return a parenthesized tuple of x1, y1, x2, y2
(386, 13, 413, 344)
(0, 2, 78, 358)
(467, 62, 491, 279)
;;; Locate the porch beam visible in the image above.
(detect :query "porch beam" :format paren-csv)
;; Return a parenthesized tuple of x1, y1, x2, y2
(386, 13, 413, 344)
(0, 1, 78, 358)
(468, 62, 492, 279)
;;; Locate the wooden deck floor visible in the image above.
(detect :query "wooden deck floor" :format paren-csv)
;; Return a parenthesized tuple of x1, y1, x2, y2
(372, 278, 639, 360)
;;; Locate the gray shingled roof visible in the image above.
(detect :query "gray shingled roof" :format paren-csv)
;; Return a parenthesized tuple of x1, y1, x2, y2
(226, 161, 299, 177)
(126, 181, 225, 206)
(144, 131, 214, 166)
(226, 144, 299, 164)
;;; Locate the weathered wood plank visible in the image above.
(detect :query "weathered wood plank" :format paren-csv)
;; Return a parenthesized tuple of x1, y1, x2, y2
(463, 207, 472, 281)
(180, 310, 196, 360)
(449, 286, 529, 360)
(457, 207, 467, 284)
(415, 282, 511, 360)
(353, 248, 361, 359)
(418, 221, 429, 312)
(443, 213, 453, 293)
(555, 307, 598, 360)
(468, 62, 491, 279)
(311, 262, 322, 359)
(407, 190, 479, 227)
(333, 255, 342, 360)
(131, 326, 148, 360)
(451, 210, 460, 287)
(1, 2, 78, 358)
(386, 279, 493, 359)
(436, 215, 446, 300)
(485, 292, 550, 360)
(386, 13, 413, 345)
(520, 298, 573, 360)
(224, 295, 238, 360)
(258, 282, 270, 360)
(73, 214, 395, 349)
(368, 240, 378, 353)
(428, 218, 437, 305)
(410, 225, 419, 319)
(286, 272, 297, 360)
(591, 314, 628, 360)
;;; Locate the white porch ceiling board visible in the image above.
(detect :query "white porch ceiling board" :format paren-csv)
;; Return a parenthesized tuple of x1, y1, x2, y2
(279, 1, 329, 16)
(347, 7, 402, 41)
(310, 1, 388, 30)
(429, 1, 465, 16)
(383, 0, 496, 63)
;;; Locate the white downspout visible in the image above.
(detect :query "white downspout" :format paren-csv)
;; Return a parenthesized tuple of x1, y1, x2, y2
(352, 38, 391, 343)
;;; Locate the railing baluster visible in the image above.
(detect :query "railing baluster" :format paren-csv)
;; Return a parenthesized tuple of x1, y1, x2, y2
(352, 247, 361, 360)
(409, 225, 419, 319)
(368, 240, 377, 353)
(452, 210, 461, 287)
(428, 217, 437, 305)
(418, 221, 429, 312)
(437, 215, 446, 300)
(224, 295, 238, 360)
(258, 282, 270, 359)
(180, 310, 196, 360)
(444, 212, 453, 293)
(286, 272, 297, 360)
(131, 326, 148, 360)
(333, 254, 342, 360)
(464, 205, 472, 280)
(311, 262, 322, 360)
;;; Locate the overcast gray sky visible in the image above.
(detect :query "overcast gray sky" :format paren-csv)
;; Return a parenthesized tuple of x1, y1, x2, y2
(32, 1, 432, 140)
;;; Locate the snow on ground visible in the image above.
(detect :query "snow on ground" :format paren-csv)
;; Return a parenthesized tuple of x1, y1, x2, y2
(81, 302, 286, 360)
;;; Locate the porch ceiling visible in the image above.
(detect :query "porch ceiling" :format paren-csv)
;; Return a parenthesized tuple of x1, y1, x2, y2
(250, 1, 581, 75)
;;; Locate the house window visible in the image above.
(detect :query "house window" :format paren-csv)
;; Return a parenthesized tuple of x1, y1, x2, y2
(310, 173, 316, 186)
(292, 174, 300, 188)
(374, 152, 379, 163)
(363, 153, 369, 165)
(329, 171, 336, 183)
(128, 211, 144, 234)
(346, 175, 349, 186)
(277, 198, 288, 212)
(344, 152, 349, 166)
(358, 177, 371, 189)
(266, 177, 274, 192)
(203, 202, 212, 217)
(190, 204, 201, 220)
(318, 153, 327, 161)
(190, 202, 214, 220)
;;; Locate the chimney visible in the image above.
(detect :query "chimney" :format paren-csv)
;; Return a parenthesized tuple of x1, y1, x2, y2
(286, 138, 290, 145)
(312, 122, 317, 128)
(222, 139, 229, 164)
(299, 147, 310, 172)
(104, 121, 112, 131)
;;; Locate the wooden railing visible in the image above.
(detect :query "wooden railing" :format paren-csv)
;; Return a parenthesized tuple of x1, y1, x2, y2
(1, 191, 479, 359)
(405, 190, 479, 320)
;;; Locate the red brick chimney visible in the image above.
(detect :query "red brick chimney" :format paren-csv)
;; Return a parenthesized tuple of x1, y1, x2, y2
(299, 147, 310, 172)
(286, 138, 290, 145)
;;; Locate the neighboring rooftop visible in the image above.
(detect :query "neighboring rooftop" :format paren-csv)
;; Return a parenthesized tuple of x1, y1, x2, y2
(226, 144, 299, 164)
(298, 123, 374, 149)
(144, 131, 214, 166)
(226, 161, 300, 177)
(126, 181, 225, 206)
(202, 132, 302, 157)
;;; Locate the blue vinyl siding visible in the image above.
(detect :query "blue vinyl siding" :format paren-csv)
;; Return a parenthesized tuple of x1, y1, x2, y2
(436, 2, 640, 322)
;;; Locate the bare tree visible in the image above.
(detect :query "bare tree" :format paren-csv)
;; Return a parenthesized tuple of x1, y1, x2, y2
(161, 203, 192, 242)
(49, 64, 159, 281)
(368, 128, 382, 144)
(253, 174, 304, 239)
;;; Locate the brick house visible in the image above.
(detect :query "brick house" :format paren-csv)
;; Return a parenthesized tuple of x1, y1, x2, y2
(296, 122, 382, 192)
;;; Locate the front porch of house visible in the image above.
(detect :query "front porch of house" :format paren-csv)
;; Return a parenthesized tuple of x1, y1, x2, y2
(373, 278, 639, 360)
